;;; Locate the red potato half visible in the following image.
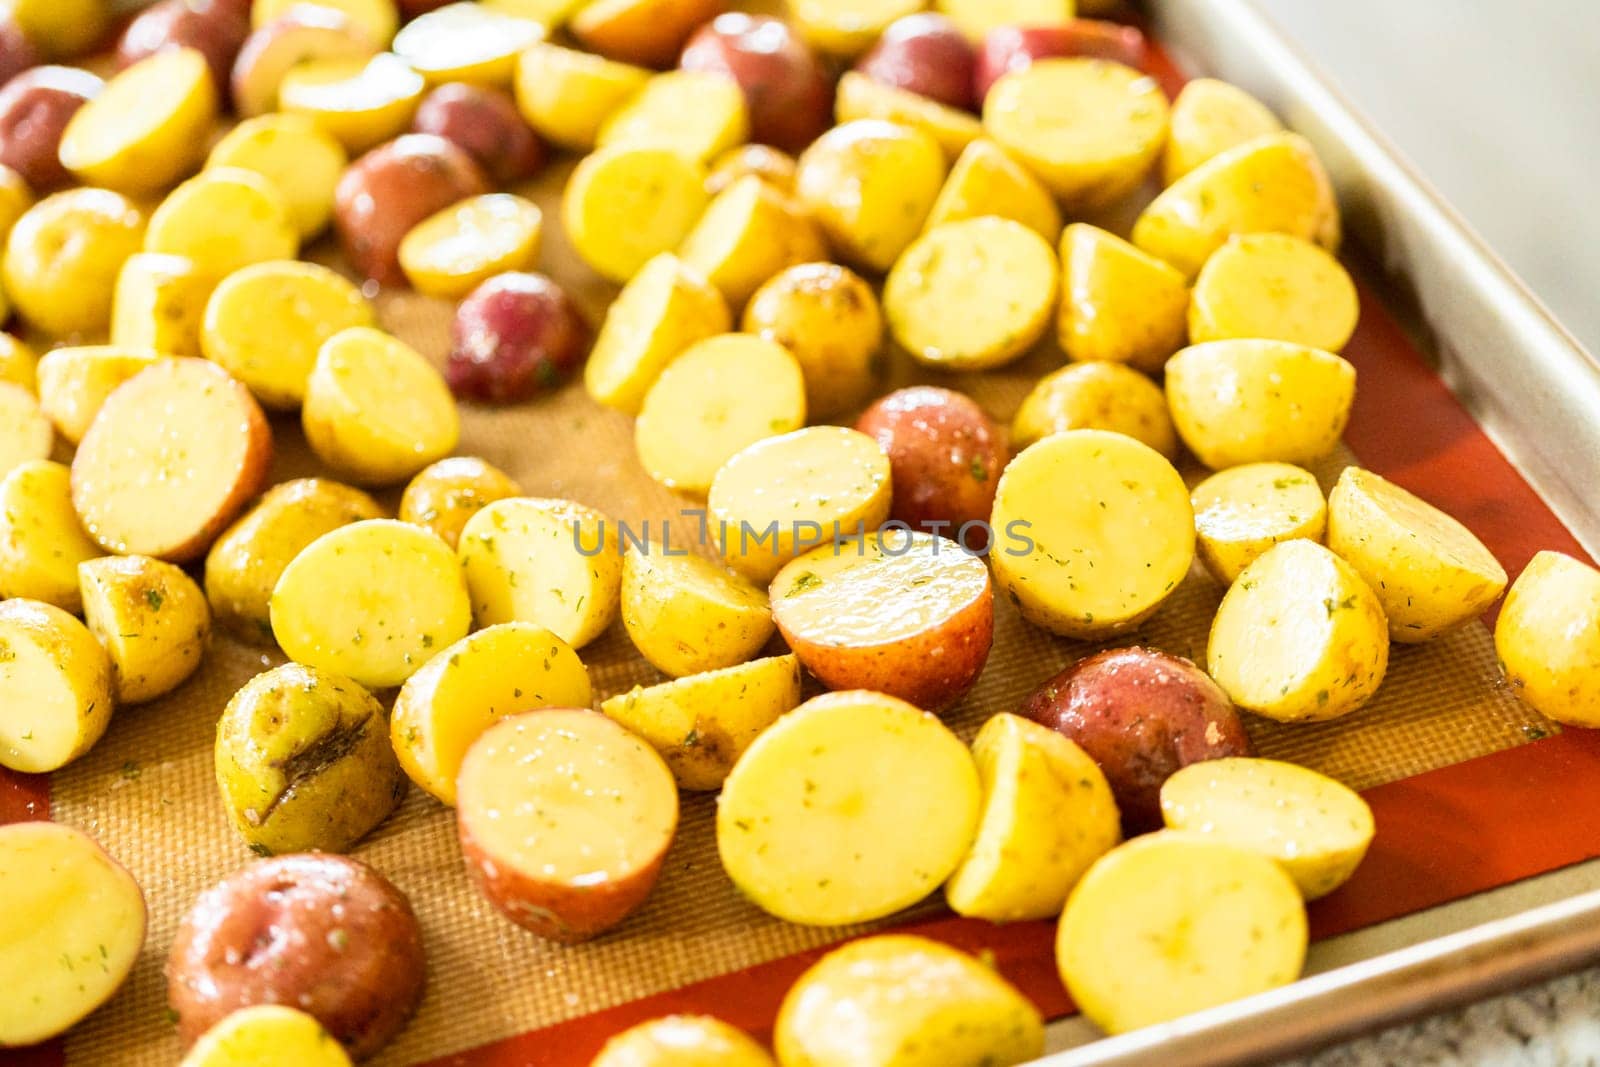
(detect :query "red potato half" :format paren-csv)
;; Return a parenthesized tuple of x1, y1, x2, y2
(230, 8, 377, 119)
(447, 271, 591, 404)
(166, 853, 426, 1060)
(457, 708, 679, 943)
(1023, 646, 1253, 834)
(0, 822, 146, 1047)
(974, 21, 1148, 103)
(0, 65, 102, 192)
(855, 13, 977, 112)
(770, 530, 993, 711)
(411, 81, 545, 184)
(70, 358, 273, 563)
(679, 13, 832, 154)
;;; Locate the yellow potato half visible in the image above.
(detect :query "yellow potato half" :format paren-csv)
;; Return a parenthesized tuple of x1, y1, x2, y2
(59, 48, 217, 196)
(795, 119, 946, 274)
(1208, 539, 1389, 722)
(1010, 361, 1178, 457)
(1327, 466, 1507, 642)
(398, 456, 521, 549)
(1190, 233, 1359, 351)
(741, 262, 883, 421)
(0, 333, 37, 392)
(834, 71, 983, 160)
(598, 70, 749, 165)
(718, 690, 981, 925)
(563, 144, 710, 285)
(602, 653, 802, 791)
(990, 430, 1194, 639)
(1057, 831, 1306, 1034)
(926, 138, 1062, 242)
(1057, 222, 1188, 373)
(207, 114, 350, 240)
(513, 43, 650, 152)
(620, 546, 774, 678)
(79, 555, 211, 705)
(1496, 551, 1600, 728)
(251, 0, 399, 44)
(0, 460, 101, 612)
(1165, 339, 1356, 470)
(399, 193, 543, 299)
(0, 382, 51, 481)
(145, 168, 299, 283)
(791, 0, 924, 56)
(4, 189, 147, 338)
(110, 252, 211, 358)
(678, 175, 826, 308)
(1161, 757, 1374, 900)
(1162, 77, 1282, 185)
(392, 621, 592, 805)
(180, 1005, 351, 1067)
(586, 253, 730, 415)
(35, 345, 162, 445)
(391, 2, 544, 86)
(775, 934, 1044, 1067)
(592, 1015, 774, 1067)
(278, 54, 426, 153)
(1192, 462, 1327, 583)
(0, 598, 113, 773)
(946, 712, 1121, 922)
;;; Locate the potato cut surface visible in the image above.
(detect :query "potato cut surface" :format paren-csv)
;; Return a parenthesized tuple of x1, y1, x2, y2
(0, 599, 113, 773)
(3, 189, 147, 339)
(0, 382, 53, 482)
(835, 72, 982, 160)
(392, 621, 593, 805)
(400, 194, 541, 299)
(717, 690, 981, 925)
(1161, 757, 1374, 900)
(938, 0, 1075, 41)
(1208, 538, 1389, 722)
(145, 168, 299, 282)
(885, 216, 1058, 370)
(302, 326, 459, 485)
(203, 260, 374, 410)
(1163, 77, 1283, 184)
(270, 519, 472, 688)
(110, 252, 210, 357)
(36, 345, 162, 445)
(795, 119, 946, 274)
(598, 70, 749, 165)
(927, 138, 1062, 242)
(707, 426, 892, 582)
(179, 1005, 352, 1067)
(601, 654, 802, 791)
(1010, 361, 1178, 456)
(207, 114, 349, 239)
(1496, 551, 1600, 727)
(946, 712, 1122, 922)
(458, 497, 622, 648)
(59, 48, 217, 194)
(990, 429, 1194, 639)
(1057, 831, 1306, 1034)
(252, 0, 399, 43)
(0, 460, 100, 612)
(635, 333, 806, 496)
(620, 546, 774, 678)
(1057, 222, 1189, 372)
(741, 262, 882, 421)
(513, 43, 651, 152)
(392, 3, 545, 85)
(1192, 462, 1327, 583)
(398, 456, 522, 549)
(592, 1014, 775, 1067)
(70, 358, 272, 561)
(279, 54, 427, 152)
(791, 0, 925, 55)
(0, 822, 146, 1046)
(564, 144, 710, 284)
(80, 555, 210, 704)
(984, 58, 1168, 210)
(0, 333, 37, 392)
(1327, 466, 1507, 642)
(1190, 233, 1359, 351)
(678, 175, 826, 308)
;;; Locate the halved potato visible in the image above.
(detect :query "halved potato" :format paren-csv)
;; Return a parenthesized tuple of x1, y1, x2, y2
(1057, 831, 1307, 1034)
(946, 712, 1122, 922)
(232, 9, 382, 120)
(457, 708, 679, 942)
(1190, 233, 1359, 351)
(707, 426, 893, 583)
(59, 48, 217, 195)
(270, 519, 472, 689)
(635, 333, 806, 496)
(791, 0, 923, 56)
(207, 114, 349, 239)
(939, 0, 1073, 41)
(564, 144, 710, 285)
(80, 555, 210, 704)
(1161, 757, 1374, 900)
(569, 0, 720, 67)
(391, 621, 593, 805)
(1208, 538, 1389, 722)
(251, 0, 399, 43)
(0, 823, 146, 1046)
(1162, 78, 1282, 185)
(620, 546, 774, 678)
(144, 168, 299, 282)
(678, 175, 826, 308)
(1057, 222, 1189, 373)
(512, 43, 650, 152)
(0, 334, 37, 393)
(926, 137, 1061, 242)
(795, 119, 946, 274)
(302, 326, 459, 486)
(0, 460, 101, 612)
(834, 71, 982, 160)
(717, 690, 981, 925)
(3, 189, 147, 339)
(71, 359, 273, 562)
(585, 253, 730, 415)
(601, 653, 802, 791)
(180, 1005, 351, 1067)
(35, 345, 162, 445)
(391, 2, 544, 86)
(457, 497, 622, 649)
(775, 934, 1044, 1067)
(598, 70, 749, 165)
(279, 54, 426, 153)
(1009, 361, 1178, 457)
(990, 430, 1194, 639)
(111, 253, 211, 358)
(1192, 462, 1327, 583)
(1165, 339, 1356, 470)
(770, 530, 992, 711)
(0, 382, 52, 479)
(1327, 466, 1507, 642)
(1496, 551, 1600, 728)
(203, 260, 374, 411)
(0, 599, 114, 773)
(398, 193, 542, 299)
(593, 1016, 774, 1067)
(741, 262, 883, 421)
(397, 456, 521, 550)
(983, 58, 1168, 211)
(885, 216, 1058, 371)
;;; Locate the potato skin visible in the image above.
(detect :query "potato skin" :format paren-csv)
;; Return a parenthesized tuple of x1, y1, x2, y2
(167, 853, 426, 1060)
(333, 133, 489, 286)
(447, 272, 591, 405)
(855, 386, 1005, 549)
(1023, 646, 1253, 834)
(679, 13, 831, 153)
(117, 0, 250, 95)
(855, 13, 977, 112)
(411, 82, 545, 184)
(0, 66, 101, 192)
(974, 21, 1148, 103)
(0, 19, 42, 90)
(742, 261, 883, 420)
(571, 0, 724, 68)
(397, 456, 520, 549)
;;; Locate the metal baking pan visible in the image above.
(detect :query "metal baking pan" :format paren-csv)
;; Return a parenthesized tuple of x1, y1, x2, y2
(1035, 1, 1600, 1062)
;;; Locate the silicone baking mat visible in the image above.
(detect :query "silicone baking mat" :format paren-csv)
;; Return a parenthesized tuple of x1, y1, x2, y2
(4, 22, 1599, 1067)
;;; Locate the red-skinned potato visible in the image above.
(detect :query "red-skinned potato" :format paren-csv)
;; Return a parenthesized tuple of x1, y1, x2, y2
(855, 386, 1006, 551)
(1023, 646, 1253, 834)
(854, 13, 977, 112)
(166, 853, 426, 1060)
(230, 8, 377, 119)
(117, 0, 251, 95)
(0, 65, 101, 192)
(975, 21, 1148, 103)
(398, 0, 452, 14)
(334, 132, 489, 286)
(448, 271, 591, 403)
(573, 0, 724, 68)
(0, 19, 42, 88)
(411, 82, 545, 184)
(457, 708, 679, 943)
(679, 13, 831, 153)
